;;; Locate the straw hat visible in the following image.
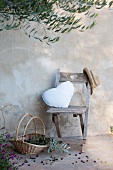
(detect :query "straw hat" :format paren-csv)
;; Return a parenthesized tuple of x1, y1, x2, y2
(83, 67, 100, 95)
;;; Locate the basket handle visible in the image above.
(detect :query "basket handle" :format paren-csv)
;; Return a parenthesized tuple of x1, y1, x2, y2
(22, 116, 45, 142)
(16, 113, 37, 141)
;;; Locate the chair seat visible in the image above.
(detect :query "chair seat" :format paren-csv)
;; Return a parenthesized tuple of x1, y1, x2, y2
(47, 106, 88, 114)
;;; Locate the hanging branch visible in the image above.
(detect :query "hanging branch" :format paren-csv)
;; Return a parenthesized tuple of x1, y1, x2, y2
(0, 0, 112, 43)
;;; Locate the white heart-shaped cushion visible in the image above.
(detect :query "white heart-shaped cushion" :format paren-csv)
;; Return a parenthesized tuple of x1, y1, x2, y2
(42, 81, 74, 108)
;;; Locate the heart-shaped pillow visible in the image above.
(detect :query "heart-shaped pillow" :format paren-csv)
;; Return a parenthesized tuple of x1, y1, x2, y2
(42, 81, 74, 108)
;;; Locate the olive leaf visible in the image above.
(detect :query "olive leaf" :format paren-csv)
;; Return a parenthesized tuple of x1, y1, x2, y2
(0, 0, 112, 43)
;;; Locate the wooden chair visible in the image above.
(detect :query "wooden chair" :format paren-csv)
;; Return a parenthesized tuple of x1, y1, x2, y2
(46, 69, 91, 152)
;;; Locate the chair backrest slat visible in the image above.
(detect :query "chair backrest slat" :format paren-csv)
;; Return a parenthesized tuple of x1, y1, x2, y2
(55, 69, 88, 85)
(59, 72, 88, 83)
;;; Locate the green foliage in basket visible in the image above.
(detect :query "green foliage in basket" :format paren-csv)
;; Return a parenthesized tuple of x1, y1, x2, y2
(25, 135, 50, 145)
(25, 134, 70, 154)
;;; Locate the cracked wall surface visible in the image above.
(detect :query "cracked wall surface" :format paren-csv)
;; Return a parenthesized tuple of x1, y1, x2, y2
(0, 9, 113, 137)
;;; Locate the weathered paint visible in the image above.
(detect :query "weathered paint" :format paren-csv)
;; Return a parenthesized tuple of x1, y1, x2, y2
(0, 9, 113, 137)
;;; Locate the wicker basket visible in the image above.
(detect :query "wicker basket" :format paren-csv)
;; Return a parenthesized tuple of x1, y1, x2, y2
(10, 113, 48, 154)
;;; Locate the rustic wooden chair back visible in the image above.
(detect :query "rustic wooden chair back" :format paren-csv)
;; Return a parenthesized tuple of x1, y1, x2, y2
(47, 69, 91, 152)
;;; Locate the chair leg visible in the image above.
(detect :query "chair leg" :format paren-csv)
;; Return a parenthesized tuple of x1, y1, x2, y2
(52, 114, 62, 138)
(78, 113, 88, 152)
(83, 111, 88, 139)
(79, 114, 84, 135)
(81, 140, 87, 152)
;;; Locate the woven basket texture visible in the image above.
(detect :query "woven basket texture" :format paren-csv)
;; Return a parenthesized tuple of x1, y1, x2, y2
(10, 113, 48, 155)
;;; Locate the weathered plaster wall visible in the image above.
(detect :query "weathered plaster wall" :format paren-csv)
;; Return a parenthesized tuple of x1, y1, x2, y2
(0, 9, 113, 137)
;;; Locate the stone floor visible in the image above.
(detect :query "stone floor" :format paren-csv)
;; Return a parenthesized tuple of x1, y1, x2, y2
(11, 135, 113, 170)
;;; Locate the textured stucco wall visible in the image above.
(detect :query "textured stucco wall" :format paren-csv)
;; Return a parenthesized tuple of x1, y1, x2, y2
(0, 9, 113, 137)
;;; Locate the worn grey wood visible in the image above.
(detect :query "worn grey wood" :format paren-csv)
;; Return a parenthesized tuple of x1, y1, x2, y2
(47, 106, 88, 114)
(79, 114, 84, 135)
(60, 72, 88, 83)
(46, 69, 91, 151)
(55, 69, 60, 87)
(83, 111, 88, 140)
(86, 81, 91, 108)
(56, 137, 86, 145)
(82, 143, 87, 152)
(52, 114, 61, 138)
(83, 82, 91, 139)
